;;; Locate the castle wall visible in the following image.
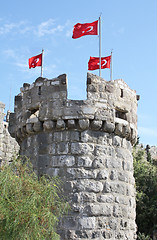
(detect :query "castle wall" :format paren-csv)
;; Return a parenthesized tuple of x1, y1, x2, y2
(9, 73, 138, 240)
(0, 102, 19, 165)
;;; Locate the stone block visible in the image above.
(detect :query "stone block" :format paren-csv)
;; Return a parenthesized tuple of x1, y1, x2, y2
(97, 194, 115, 203)
(48, 143, 56, 154)
(57, 142, 69, 154)
(79, 119, 90, 130)
(103, 121, 115, 133)
(79, 192, 97, 202)
(81, 106, 96, 115)
(33, 121, 43, 132)
(43, 120, 55, 131)
(53, 131, 62, 142)
(103, 182, 125, 195)
(50, 155, 75, 167)
(71, 142, 94, 155)
(115, 196, 129, 205)
(115, 123, 123, 136)
(77, 156, 93, 167)
(67, 119, 76, 129)
(91, 120, 102, 130)
(73, 179, 103, 193)
(70, 131, 80, 141)
(78, 217, 96, 229)
(56, 119, 65, 129)
(92, 156, 106, 169)
(67, 168, 96, 179)
(86, 204, 112, 216)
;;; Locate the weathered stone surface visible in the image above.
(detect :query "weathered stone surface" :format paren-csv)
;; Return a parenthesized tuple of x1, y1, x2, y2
(0, 103, 19, 164)
(8, 73, 138, 240)
(71, 142, 94, 155)
(91, 120, 102, 130)
(78, 119, 90, 130)
(103, 121, 115, 133)
(43, 120, 55, 131)
(67, 119, 75, 129)
(33, 120, 43, 132)
(56, 119, 65, 129)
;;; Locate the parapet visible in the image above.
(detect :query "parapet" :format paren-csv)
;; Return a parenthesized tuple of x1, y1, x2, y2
(9, 73, 138, 145)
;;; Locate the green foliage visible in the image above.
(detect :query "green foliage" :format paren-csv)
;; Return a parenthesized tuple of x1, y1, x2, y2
(0, 157, 69, 240)
(137, 232, 151, 240)
(133, 147, 157, 238)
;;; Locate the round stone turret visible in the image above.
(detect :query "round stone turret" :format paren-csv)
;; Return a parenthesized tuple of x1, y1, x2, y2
(9, 73, 138, 240)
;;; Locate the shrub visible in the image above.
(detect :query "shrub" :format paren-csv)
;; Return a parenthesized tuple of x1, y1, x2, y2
(0, 157, 69, 240)
(137, 232, 151, 240)
(133, 147, 157, 238)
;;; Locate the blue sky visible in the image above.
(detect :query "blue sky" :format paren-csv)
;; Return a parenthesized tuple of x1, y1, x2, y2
(0, 0, 157, 146)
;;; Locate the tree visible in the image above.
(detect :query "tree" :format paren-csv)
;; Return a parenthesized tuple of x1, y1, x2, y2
(133, 146, 157, 238)
(0, 157, 69, 240)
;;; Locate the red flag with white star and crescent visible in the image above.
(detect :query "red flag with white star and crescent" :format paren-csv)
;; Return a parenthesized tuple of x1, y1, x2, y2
(88, 56, 111, 70)
(72, 20, 98, 39)
(28, 53, 42, 69)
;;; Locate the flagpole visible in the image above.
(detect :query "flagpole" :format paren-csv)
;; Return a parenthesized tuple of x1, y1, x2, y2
(99, 15, 101, 77)
(41, 49, 44, 77)
(110, 49, 113, 81)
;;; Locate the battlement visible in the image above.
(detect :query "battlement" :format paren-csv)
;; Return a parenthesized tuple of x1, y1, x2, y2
(8, 73, 138, 239)
(9, 73, 138, 145)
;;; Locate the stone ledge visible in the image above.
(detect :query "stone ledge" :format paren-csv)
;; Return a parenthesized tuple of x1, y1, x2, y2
(14, 117, 137, 145)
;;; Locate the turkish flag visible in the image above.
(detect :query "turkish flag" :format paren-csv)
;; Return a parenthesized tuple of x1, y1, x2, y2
(28, 53, 42, 69)
(72, 20, 98, 39)
(88, 56, 111, 70)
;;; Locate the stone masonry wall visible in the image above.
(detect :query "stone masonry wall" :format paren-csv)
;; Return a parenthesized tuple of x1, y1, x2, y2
(9, 73, 138, 240)
(0, 102, 19, 165)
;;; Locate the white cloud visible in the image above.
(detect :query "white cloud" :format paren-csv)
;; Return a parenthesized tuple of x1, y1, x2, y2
(34, 19, 65, 37)
(0, 18, 69, 37)
(0, 18, 72, 37)
(0, 21, 27, 35)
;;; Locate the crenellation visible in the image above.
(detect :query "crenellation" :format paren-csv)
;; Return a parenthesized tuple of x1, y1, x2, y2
(8, 72, 139, 240)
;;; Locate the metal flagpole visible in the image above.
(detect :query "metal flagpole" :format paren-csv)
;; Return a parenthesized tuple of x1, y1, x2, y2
(41, 49, 44, 77)
(110, 49, 113, 81)
(99, 15, 101, 77)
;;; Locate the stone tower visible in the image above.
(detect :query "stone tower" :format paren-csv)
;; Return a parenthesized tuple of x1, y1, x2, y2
(0, 101, 19, 164)
(9, 73, 138, 240)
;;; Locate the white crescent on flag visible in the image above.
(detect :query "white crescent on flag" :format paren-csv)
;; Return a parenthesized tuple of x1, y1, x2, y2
(96, 59, 107, 67)
(86, 26, 93, 32)
(102, 59, 107, 67)
(82, 26, 93, 34)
